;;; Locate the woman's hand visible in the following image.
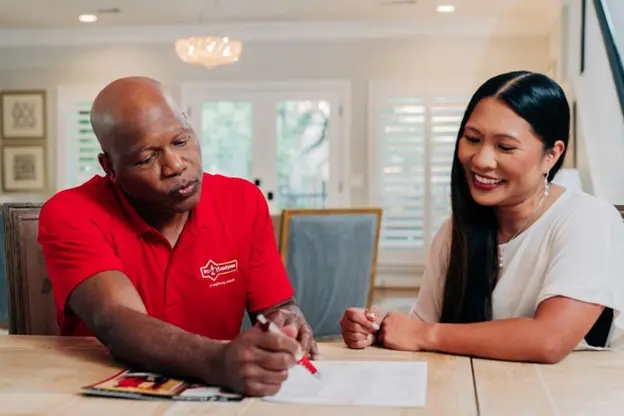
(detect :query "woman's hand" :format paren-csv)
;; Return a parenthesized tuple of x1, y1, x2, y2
(378, 312, 433, 351)
(340, 307, 383, 349)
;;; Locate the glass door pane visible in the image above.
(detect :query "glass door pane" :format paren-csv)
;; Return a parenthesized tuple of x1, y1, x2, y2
(199, 101, 252, 180)
(276, 100, 330, 210)
(182, 81, 348, 215)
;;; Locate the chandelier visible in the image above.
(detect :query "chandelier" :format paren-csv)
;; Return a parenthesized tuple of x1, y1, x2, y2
(174, 36, 242, 68)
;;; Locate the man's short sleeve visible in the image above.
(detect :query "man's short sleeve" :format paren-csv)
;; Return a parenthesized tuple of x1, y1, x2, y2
(38, 194, 124, 325)
(244, 185, 294, 312)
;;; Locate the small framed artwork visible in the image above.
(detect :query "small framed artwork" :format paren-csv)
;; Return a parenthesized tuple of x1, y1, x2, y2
(2, 145, 46, 192)
(1, 90, 46, 139)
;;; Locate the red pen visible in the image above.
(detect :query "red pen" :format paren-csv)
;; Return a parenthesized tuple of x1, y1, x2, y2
(256, 314, 321, 379)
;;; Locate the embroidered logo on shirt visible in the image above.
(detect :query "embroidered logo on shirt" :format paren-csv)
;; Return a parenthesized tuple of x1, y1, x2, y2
(200, 259, 238, 281)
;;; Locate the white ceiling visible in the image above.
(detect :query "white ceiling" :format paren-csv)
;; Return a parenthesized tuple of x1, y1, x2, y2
(0, 0, 562, 31)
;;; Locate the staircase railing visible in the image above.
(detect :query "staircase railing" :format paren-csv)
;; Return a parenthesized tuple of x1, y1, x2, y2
(593, 0, 624, 119)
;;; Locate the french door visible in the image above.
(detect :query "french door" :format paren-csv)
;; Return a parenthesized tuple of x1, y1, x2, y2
(182, 81, 349, 214)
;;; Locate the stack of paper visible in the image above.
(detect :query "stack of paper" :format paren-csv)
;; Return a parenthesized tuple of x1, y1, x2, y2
(264, 360, 427, 407)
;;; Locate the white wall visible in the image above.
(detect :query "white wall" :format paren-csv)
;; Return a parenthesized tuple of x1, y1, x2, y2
(0, 36, 550, 206)
(546, 5, 580, 171)
(563, 0, 624, 204)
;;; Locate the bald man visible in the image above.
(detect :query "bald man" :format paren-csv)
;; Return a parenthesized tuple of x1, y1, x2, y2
(38, 77, 317, 397)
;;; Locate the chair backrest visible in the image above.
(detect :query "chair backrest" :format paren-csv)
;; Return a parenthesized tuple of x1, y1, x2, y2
(3, 203, 58, 335)
(239, 214, 284, 332)
(279, 208, 382, 339)
(271, 214, 281, 250)
(0, 211, 7, 329)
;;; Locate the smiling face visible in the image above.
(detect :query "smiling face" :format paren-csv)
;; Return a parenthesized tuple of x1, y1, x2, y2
(457, 97, 564, 207)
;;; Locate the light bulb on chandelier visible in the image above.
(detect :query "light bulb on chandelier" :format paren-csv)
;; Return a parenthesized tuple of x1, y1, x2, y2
(174, 36, 242, 68)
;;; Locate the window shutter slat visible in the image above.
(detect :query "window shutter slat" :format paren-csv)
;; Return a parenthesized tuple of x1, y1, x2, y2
(429, 97, 470, 235)
(61, 93, 104, 189)
(377, 97, 426, 249)
(373, 88, 469, 254)
(74, 101, 102, 185)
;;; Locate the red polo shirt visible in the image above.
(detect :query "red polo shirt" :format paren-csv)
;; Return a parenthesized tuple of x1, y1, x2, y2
(38, 173, 294, 339)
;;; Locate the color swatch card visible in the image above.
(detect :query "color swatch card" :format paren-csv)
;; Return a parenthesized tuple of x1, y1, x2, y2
(82, 369, 243, 402)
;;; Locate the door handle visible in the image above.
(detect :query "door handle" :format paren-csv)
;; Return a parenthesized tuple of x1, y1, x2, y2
(252, 178, 272, 200)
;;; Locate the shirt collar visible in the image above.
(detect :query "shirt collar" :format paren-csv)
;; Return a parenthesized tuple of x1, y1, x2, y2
(109, 178, 152, 236)
(109, 175, 208, 238)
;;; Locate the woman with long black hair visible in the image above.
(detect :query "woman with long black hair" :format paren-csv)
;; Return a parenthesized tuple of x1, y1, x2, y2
(340, 70, 624, 363)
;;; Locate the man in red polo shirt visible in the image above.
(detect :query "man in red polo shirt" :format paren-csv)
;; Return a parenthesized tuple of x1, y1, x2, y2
(38, 76, 317, 397)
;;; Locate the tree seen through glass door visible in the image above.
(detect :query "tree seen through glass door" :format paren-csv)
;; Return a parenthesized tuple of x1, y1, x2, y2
(200, 101, 252, 180)
(276, 100, 330, 210)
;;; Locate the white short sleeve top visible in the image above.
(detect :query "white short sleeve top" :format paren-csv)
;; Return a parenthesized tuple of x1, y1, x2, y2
(410, 188, 624, 348)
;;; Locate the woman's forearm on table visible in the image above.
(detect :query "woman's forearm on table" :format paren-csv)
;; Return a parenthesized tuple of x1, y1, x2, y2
(424, 318, 568, 363)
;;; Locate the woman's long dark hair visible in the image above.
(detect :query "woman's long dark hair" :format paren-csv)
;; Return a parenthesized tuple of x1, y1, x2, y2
(439, 70, 570, 324)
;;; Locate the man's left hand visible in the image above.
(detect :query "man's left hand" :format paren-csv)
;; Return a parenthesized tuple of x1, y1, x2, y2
(262, 308, 319, 359)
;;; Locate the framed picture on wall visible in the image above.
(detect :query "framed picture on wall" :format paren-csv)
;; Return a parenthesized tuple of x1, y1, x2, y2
(2, 145, 46, 192)
(0, 90, 46, 140)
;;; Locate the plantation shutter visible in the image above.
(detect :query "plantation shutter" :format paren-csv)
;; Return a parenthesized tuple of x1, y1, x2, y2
(371, 83, 469, 263)
(69, 101, 102, 185)
(429, 97, 469, 233)
(375, 96, 426, 249)
(57, 86, 103, 190)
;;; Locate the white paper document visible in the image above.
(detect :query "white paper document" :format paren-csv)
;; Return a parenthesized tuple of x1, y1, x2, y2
(263, 360, 427, 407)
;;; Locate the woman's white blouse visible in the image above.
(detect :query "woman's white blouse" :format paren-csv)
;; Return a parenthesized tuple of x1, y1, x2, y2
(410, 188, 624, 349)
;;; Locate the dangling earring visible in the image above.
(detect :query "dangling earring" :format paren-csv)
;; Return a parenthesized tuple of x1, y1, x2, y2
(544, 172, 550, 197)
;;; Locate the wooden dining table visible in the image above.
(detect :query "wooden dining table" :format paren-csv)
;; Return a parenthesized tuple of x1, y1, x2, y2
(0, 335, 623, 415)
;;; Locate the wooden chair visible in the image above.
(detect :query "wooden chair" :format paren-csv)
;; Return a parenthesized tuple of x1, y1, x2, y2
(0, 211, 7, 329)
(2, 202, 58, 335)
(271, 214, 281, 250)
(278, 208, 382, 339)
